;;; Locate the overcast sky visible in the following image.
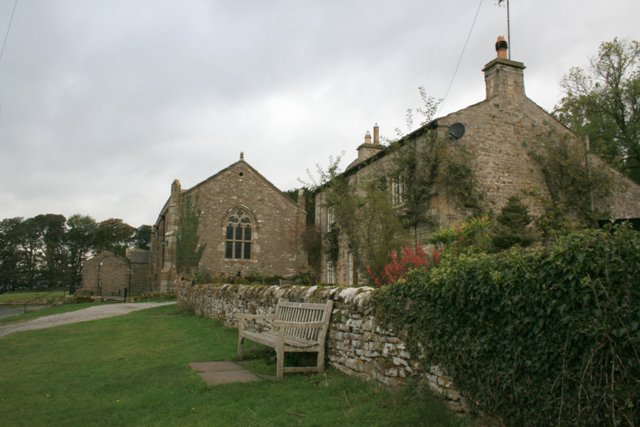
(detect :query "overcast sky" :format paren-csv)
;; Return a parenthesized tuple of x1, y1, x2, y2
(1, 0, 638, 227)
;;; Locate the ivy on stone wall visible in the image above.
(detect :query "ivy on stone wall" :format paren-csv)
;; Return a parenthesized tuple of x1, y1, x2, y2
(391, 127, 481, 245)
(526, 132, 612, 238)
(176, 193, 206, 276)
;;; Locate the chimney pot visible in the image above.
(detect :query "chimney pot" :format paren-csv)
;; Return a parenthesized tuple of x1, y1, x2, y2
(373, 123, 380, 145)
(364, 130, 372, 145)
(496, 35, 508, 59)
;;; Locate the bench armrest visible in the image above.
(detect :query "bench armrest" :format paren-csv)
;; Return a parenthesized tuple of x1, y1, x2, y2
(272, 320, 327, 329)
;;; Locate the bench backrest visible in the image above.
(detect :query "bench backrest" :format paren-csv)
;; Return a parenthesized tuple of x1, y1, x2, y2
(275, 299, 333, 342)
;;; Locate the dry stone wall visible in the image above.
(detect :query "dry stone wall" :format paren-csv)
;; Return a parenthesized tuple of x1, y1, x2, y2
(177, 280, 467, 413)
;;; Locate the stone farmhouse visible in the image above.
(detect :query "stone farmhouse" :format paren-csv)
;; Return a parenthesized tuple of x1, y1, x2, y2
(314, 38, 640, 285)
(149, 156, 307, 290)
(81, 249, 150, 297)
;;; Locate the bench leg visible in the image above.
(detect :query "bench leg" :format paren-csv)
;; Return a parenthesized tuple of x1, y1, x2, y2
(276, 345, 284, 379)
(237, 336, 244, 360)
(317, 351, 325, 373)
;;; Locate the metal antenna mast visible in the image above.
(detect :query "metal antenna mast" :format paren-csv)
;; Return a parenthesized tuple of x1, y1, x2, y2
(506, 0, 511, 59)
(498, 0, 511, 59)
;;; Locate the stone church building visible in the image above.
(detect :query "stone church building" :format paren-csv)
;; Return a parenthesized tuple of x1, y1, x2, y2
(149, 156, 307, 290)
(315, 38, 640, 285)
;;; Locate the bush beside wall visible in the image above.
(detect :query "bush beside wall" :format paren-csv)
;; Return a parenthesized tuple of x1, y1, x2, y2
(376, 226, 640, 425)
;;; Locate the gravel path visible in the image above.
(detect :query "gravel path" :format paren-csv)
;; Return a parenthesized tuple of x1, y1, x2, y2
(0, 302, 176, 338)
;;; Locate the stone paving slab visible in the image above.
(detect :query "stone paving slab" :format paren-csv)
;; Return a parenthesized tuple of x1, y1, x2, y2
(189, 361, 261, 385)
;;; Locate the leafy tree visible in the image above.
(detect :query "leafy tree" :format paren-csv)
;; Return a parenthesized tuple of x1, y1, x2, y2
(94, 218, 135, 257)
(0, 217, 24, 291)
(176, 194, 206, 276)
(132, 224, 152, 250)
(33, 214, 67, 288)
(554, 38, 640, 182)
(490, 196, 535, 250)
(65, 214, 97, 293)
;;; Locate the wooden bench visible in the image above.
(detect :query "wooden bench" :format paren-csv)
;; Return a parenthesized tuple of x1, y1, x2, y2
(237, 299, 334, 378)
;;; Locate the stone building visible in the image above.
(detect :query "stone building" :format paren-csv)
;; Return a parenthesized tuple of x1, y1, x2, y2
(149, 156, 307, 290)
(315, 38, 640, 285)
(126, 248, 152, 295)
(81, 250, 151, 296)
(81, 251, 127, 297)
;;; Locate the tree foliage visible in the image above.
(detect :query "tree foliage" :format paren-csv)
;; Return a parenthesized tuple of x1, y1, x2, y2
(322, 170, 409, 283)
(94, 218, 135, 257)
(555, 38, 640, 182)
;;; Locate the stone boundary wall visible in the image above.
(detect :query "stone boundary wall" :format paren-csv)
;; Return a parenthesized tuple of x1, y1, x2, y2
(177, 280, 467, 413)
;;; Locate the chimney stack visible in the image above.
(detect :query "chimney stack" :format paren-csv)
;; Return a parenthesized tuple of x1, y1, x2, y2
(351, 124, 384, 167)
(483, 36, 526, 100)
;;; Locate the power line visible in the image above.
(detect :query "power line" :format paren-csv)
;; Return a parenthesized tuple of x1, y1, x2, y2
(0, 0, 19, 68)
(437, 0, 484, 116)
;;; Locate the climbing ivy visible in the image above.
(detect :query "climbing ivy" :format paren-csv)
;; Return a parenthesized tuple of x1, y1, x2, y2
(526, 132, 612, 238)
(176, 194, 206, 276)
(376, 225, 640, 425)
(391, 126, 481, 245)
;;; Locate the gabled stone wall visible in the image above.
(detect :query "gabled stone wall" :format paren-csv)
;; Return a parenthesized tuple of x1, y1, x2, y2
(177, 280, 467, 413)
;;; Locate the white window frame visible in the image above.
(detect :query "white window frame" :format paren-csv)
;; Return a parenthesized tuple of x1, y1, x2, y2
(327, 206, 335, 232)
(326, 260, 335, 284)
(391, 177, 406, 207)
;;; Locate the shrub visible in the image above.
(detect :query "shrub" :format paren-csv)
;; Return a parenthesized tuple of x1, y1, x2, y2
(376, 225, 640, 425)
(366, 245, 440, 287)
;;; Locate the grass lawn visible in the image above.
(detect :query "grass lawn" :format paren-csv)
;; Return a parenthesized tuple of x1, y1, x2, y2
(0, 290, 67, 305)
(0, 302, 100, 326)
(0, 305, 470, 426)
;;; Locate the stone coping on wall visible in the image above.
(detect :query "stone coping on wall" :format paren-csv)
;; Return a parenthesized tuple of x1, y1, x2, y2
(176, 281, 468, 413)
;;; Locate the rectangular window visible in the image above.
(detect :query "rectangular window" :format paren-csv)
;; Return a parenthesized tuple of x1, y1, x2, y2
(225, 242, 233, 258)
(327, 207, 335, 232)
(243, 242, 251, 259)
(391, 177, 406, 207)
(235, 227, 243, 240)
(326, 260, 335, 284)
(234, 242, 242, 257)
(244, 227, 252, 240)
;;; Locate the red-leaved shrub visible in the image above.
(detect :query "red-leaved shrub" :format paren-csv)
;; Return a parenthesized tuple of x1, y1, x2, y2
(367, 245, 440, 286)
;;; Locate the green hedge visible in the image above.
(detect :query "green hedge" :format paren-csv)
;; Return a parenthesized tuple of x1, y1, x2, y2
(375, 226, 640, 425)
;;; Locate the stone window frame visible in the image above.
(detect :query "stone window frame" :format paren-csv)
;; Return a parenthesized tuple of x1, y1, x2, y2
(223, 206, 256, 261)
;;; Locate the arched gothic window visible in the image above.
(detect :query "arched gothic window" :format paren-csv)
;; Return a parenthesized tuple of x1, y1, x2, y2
(225, 209, 253, 259)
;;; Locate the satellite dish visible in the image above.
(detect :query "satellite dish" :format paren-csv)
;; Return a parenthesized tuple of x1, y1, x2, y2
(448, 122, 466, 140)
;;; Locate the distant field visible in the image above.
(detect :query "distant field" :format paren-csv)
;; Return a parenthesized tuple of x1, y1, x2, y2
(0, 290, 66, 305)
